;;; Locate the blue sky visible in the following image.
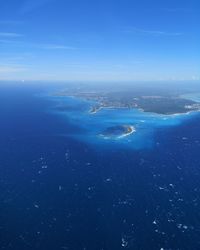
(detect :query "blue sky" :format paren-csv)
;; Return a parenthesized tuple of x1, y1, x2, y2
(0, 0, 199, 81)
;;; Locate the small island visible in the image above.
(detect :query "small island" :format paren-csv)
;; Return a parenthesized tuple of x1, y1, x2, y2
(100, 125, 136, 139)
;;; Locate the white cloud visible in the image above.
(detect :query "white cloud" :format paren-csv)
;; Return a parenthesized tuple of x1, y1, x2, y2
(0, 32, 23, 38)
(0, 20, 23, 25)
(0, 39, 76, 51)
(162, 8, 194, 13)
(39, 44, 77, 50)
(0, 65, 27, 73)
(125, 28, 182, 37)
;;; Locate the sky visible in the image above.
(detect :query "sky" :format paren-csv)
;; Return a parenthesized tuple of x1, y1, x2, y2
(0, 0, 199, 81)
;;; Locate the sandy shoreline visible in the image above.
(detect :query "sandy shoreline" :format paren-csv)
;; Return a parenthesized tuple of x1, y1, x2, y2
(99, 125, 136, 140)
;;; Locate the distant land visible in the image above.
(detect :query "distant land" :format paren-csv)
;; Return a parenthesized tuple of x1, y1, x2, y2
(55, 87, 200, 115)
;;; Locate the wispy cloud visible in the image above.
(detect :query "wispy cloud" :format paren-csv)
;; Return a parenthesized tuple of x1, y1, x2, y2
(0, 20, 23, 25)
(0, 39, 23, 47)
(125, 28, 182, 37)
(0, 32, 23, 38)
(0, 55, 30, 64)
(0, 39, 77, 50)
(192, 75, 200, 81)
(161, 8, 194, 13)
(0, 65, 27, 73)
(38, 44, 77, 50)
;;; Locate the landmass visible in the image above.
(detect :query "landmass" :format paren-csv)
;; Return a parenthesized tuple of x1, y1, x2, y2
(56, 88, 200, 115)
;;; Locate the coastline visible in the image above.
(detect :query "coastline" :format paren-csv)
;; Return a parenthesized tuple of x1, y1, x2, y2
(54, 92, 200, 117)
(99, 125, 136, 140)
(117, 125, 136, 139)
(88, 103, 200, 117)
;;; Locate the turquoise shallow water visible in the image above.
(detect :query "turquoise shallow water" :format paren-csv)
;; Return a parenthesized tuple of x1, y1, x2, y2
(50, 94, 199, 150)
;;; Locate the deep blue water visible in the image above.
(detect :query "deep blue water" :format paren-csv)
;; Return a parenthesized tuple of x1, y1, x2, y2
(1, 82, 200, 250)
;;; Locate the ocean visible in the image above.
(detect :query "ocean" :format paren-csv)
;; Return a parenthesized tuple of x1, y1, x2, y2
(1, 82, 200, 250)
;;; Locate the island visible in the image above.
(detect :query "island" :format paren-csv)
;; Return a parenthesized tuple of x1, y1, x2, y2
(100, 125, 136, 139)
(55, 87, 200, 115)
